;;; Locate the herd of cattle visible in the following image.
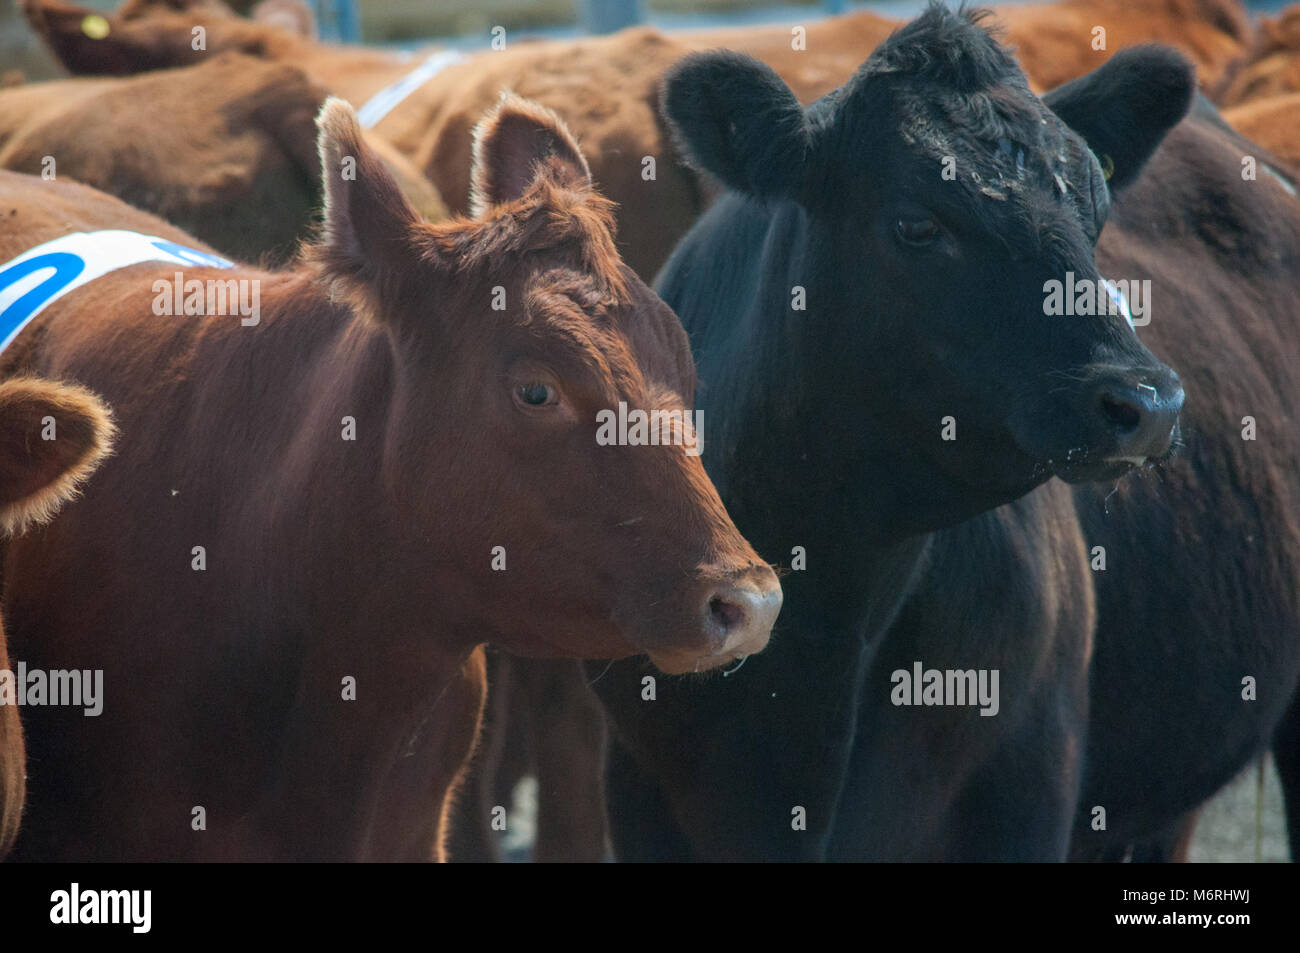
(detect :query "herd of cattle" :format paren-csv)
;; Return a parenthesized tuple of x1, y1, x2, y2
(1, 0, 1299, 861)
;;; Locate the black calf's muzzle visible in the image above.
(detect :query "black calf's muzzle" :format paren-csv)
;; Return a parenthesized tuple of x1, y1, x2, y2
(1091, 366, 1184, 463)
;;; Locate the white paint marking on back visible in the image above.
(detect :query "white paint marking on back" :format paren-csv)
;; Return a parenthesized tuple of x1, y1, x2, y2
(357, 49, 469, 128)
(0, 229, 233, 354)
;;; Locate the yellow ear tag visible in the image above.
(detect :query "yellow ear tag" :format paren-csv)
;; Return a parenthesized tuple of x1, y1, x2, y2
(81, 15, 111, 40)
(1100, 153, 1115, 181)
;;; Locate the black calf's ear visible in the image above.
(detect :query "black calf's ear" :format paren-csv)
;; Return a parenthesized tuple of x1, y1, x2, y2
(663, 50, 812, 200)
(470, 93, 592, 216)
(311, 97, 421, 305)
(1044, 45, 1195, 192)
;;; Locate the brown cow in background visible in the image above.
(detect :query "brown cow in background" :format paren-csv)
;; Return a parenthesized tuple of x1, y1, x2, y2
(682, 0, 1249, 101)
(0, 52, 446, 264)
(0, 378, 115, 858)
(24, 0, 707, 279)
(991, 0, 1249, 91)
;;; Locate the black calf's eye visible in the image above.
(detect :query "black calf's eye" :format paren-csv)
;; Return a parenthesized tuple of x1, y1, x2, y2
(516, 382, 557, 407)
(896, 217, 940, 247)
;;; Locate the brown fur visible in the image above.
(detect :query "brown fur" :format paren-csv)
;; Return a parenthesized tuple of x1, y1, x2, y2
(0, 54, 445, 265)
(22, 0, 420, 101)
(0, 97, 778, 860)
(992, 0, 1249, 93)
(681, 0, 1248, 101)
(1216, 6, 1300, 106)
(0, 379, 116, 538)
(0, 377, 115, 858)
(1224, 91, 1300, 168)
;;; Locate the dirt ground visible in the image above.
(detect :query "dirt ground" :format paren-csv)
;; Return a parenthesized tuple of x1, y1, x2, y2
(1190, 754, 1289, 862)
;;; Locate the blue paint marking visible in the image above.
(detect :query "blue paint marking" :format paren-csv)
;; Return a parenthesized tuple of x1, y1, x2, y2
(149, 240, 233, 270)
(0, 230, 235, 355)
(0, 253, 85, 339)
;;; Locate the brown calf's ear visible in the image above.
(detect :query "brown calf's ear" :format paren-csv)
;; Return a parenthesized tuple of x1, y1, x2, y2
(0, 379, 115, 537)
(470, 93, 592, 216)
(310, 97, 421, 304)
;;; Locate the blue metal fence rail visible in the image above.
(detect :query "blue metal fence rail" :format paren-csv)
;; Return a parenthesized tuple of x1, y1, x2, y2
(307, 0, 361, 43)
(305, 0, 862, 43)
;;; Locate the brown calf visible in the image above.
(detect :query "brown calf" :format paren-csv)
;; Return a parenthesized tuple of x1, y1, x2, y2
(0, 96, 779, 860)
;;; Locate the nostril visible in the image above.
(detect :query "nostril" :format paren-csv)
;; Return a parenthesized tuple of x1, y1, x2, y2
(1100, 393, 1141, 433)
(690, 574, 781, 665)
(709, 595, 746, 634)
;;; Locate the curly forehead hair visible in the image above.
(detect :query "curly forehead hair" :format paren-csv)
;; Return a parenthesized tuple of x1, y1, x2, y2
(822, 2, 1107, 256)
(861, 3, 1024, 93)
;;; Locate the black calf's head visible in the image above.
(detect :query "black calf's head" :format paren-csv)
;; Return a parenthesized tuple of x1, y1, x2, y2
(665, 4, 1192, 505)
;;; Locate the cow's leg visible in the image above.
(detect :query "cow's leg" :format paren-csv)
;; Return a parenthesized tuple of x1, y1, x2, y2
(445, 652, 516, 863)
(444, 761, 499, 862)
(603, 737, 694, 861)
(949, 707, 1084, 862)
(1273, 686, 1300, 860)
(0, 609, 24, 859)
(524, 659, 609, 862)
(1126, 809, 1201, 862)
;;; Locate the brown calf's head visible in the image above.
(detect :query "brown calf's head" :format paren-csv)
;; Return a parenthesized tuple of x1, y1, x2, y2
(308, 96, 781, 674)
(22, 0, 296, 75)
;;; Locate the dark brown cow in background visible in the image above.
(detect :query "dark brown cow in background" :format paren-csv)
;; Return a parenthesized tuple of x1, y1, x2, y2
(0, 52, 446, 264)
(0, 94, 780, 860)
(0, 377, 115, 858)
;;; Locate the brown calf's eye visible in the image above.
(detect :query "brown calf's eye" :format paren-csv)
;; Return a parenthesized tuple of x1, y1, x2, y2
(517, 382, 557, 407)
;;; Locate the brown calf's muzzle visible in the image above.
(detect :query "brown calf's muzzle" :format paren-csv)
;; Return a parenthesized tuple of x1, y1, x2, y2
(647, 562, 783, 675)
